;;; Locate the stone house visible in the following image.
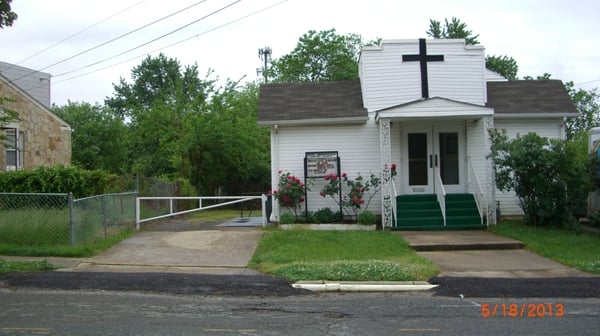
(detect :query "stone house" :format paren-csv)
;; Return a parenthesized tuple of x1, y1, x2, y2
(0, 63, 71, 171)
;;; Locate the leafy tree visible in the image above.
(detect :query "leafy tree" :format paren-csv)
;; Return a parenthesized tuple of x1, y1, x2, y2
(485, 55, 518, 80)
(564, 82, 600, 139)
(106, 53, 211, 121)
(181, 81, 270, 195)
(427, 17, 518, 80)
(105, 54, 214, 178)
(488, 129, 593, 227)
(106, 54, 270, 194)
(53, 101, 129, 173)
(523, 73, 552, 80)
(0, 0, 18, 132)
(0, 0, 17, 29)
(269, 29, 364, 83)
(427, 17, 480, 45)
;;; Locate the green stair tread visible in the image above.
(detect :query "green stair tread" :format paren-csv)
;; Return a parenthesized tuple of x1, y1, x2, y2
(395, 193, 482, 231)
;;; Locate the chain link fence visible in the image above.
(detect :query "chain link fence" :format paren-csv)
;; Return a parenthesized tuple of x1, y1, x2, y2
(136, 176, 192, 218)
(0, 193, 70, 246)
(71, 192, 138, 245)
(0, 192, 137, 246)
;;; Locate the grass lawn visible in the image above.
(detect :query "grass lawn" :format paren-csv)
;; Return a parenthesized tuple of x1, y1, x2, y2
(248, 230, 439, 282)
(0, 229, 135, 258)
(0, 259, 56, 273)
(489, 219, 600, 274)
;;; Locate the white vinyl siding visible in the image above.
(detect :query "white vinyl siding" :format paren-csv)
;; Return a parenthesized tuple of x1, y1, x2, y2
(271, 122, 382, 218)
(493, 119, 565, 216)
(360, 39, 486, 113)
(466, 116, 493, 217)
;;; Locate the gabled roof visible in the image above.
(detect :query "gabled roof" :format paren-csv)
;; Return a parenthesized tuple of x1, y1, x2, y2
(0, 73, 71, 131)
(487, 80, 577, 116)
(258, 79, 367, 126)
(376, 96, 493, 120)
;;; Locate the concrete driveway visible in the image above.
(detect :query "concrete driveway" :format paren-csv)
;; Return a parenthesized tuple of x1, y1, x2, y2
(64, 218, 264, 275)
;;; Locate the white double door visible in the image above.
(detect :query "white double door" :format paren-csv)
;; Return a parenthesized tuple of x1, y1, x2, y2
(401, 123, 465, 194)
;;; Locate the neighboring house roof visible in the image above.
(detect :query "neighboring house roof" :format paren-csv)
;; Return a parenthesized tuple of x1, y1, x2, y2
(0, 61, 51, 109)
(258, 79, 367, 126)
(487, 80, 577, 116)
(0, 73, 71, 131)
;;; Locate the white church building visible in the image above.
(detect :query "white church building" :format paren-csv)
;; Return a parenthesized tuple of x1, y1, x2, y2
(258, 38, 577, 229)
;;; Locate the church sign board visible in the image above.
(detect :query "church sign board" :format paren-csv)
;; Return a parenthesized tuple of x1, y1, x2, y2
(305, 151, 339, 178)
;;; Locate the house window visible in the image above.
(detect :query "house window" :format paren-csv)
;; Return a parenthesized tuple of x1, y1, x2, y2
(5, 129, 23, 171)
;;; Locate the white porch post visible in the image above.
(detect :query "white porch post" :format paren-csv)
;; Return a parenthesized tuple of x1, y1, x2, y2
(270, 126, 280, 222)
(379, 118, 393, 228)
(484, 116, 497, 225)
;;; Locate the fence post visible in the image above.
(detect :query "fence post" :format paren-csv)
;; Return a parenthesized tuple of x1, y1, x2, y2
(136, 196, 140, 230)
(261, 194, 267, 227)
(68, 192, 74, 246)
(102, 195, 107, 239)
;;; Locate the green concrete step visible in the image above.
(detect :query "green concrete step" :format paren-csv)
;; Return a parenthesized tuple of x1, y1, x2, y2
(395, 193, 483, 230)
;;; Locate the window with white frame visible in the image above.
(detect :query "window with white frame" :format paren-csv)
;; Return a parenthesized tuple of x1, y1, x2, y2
(5, 129, 23, 171)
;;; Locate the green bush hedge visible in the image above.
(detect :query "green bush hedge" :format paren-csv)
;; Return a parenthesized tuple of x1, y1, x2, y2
(0, 166, 122, 198)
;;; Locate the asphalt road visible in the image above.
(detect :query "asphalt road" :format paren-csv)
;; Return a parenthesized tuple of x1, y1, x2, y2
(1, 289, 598, 336)
(2, 271, 600, 298)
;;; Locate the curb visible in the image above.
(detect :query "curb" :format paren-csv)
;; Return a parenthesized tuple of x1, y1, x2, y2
(292, 280, 438, 292)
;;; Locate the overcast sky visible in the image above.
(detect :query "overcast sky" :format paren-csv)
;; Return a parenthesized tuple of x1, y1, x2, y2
(1, 0, 599, 106)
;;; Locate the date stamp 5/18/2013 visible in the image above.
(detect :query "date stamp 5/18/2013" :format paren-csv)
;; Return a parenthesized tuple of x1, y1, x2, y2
(481, 303, 564, 318)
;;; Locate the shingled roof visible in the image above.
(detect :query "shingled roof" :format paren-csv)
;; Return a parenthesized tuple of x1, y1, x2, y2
(258, 79, 367, 125)
(487, 80, 577, 115)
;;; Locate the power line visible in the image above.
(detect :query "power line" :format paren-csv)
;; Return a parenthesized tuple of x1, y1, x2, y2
(575, 79, 600, 87)
(53, 0, 288, 83)
(9, 0, 149, 67)
(20, 0, 289, 94)
(9, 0, 211, 83)
(53, 0, 241, 78)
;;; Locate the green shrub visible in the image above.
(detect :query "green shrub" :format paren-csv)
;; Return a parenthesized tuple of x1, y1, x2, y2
(279, 213, 295, 224)
(357, 210, 377, 225)
(0, 166, 121, 198)
(311, 207, 341, 223)
(588, 213, 600, 228)
(489, 130, 594, 228)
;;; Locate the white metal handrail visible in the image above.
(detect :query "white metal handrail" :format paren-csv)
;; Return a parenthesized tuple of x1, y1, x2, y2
(468, 158, 485, 225)
(136, 195, 267, 229)
(434, 167, 447, 226)
(391, 177, 398, 226)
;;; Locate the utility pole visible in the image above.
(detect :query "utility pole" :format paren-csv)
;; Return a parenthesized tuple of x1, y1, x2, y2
(257, 47, 272, 83)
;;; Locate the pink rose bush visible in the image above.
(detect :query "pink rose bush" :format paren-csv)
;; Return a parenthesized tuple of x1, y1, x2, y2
(319, 164, 397, 223)
(319, 171, 380, 223)
(270, 171, 311, 222)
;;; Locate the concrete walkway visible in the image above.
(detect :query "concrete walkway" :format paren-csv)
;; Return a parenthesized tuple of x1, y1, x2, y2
(397, 230, 595, 278)
(3, 223, 595, 281)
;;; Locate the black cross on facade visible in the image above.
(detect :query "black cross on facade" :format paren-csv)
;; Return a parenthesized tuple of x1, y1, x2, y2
(402, 38, 444, 99)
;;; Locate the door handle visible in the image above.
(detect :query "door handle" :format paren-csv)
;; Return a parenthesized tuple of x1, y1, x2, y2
(435, 155, 438, 167)
(429, 155, 433, 168)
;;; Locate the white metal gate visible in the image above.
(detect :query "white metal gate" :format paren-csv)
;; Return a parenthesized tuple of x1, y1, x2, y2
(135, 195, 268, 229)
